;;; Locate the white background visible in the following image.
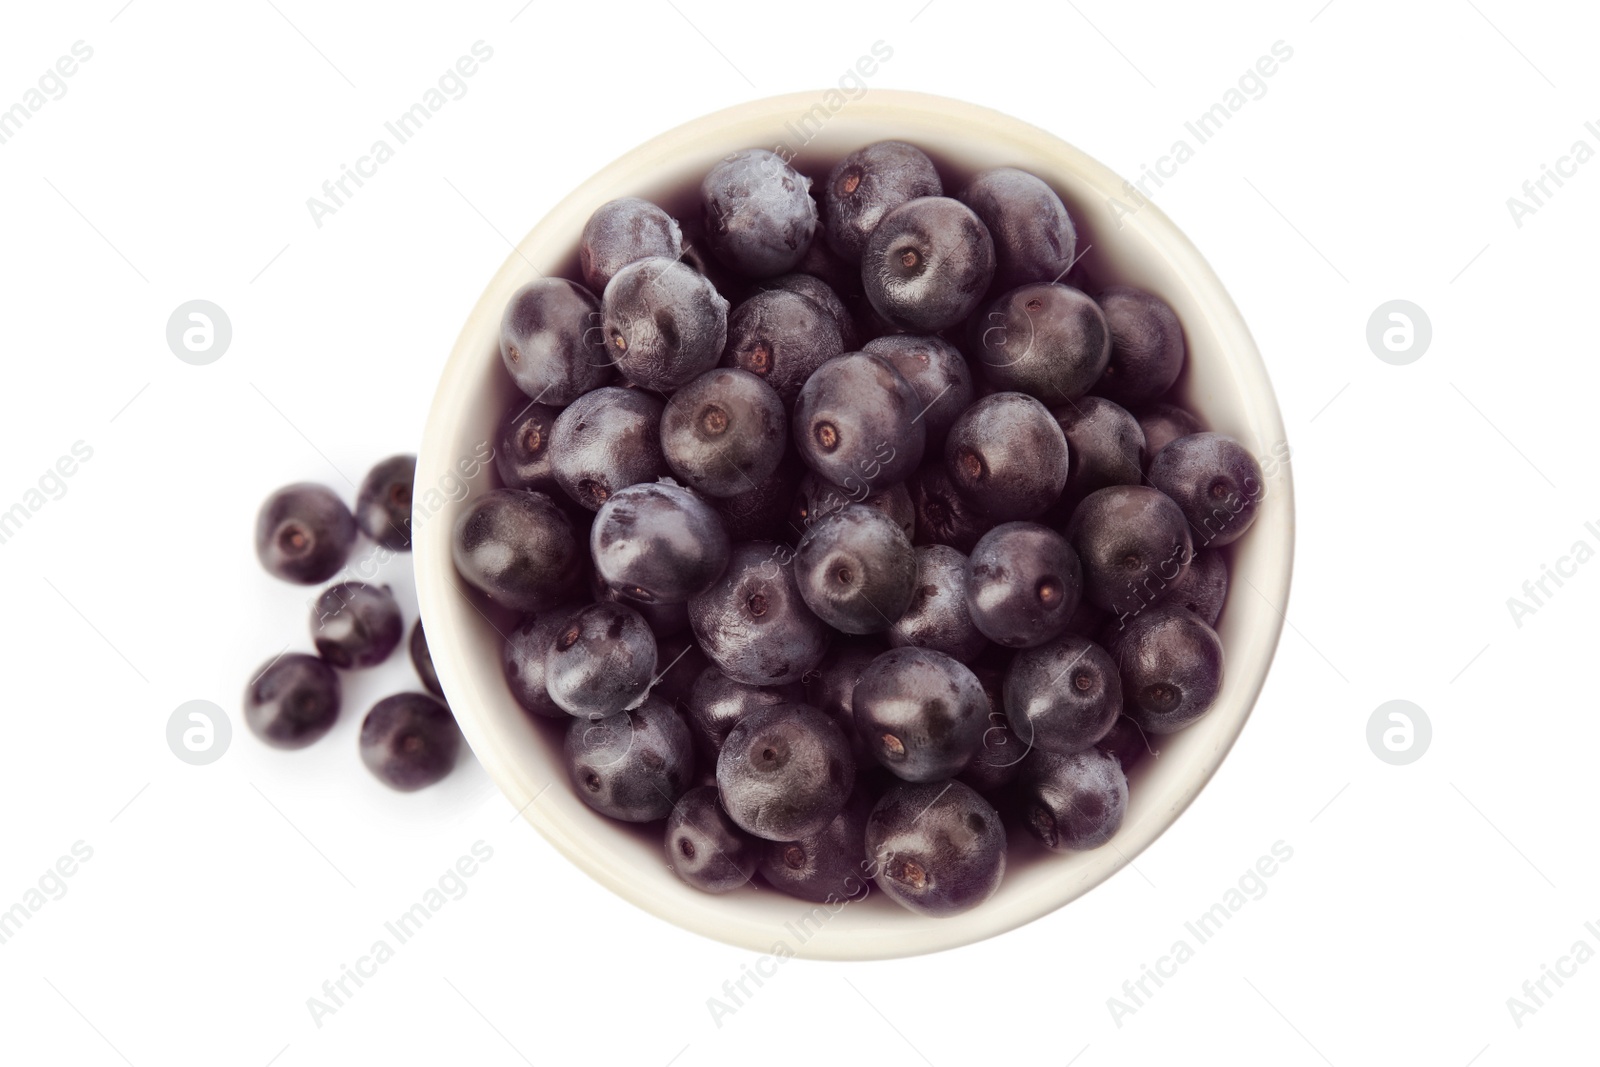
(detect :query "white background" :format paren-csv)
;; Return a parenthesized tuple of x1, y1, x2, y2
(0, 1, 1593, 1063)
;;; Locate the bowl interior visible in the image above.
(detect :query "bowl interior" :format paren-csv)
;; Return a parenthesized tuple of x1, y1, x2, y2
(415, 90, 1294, 960)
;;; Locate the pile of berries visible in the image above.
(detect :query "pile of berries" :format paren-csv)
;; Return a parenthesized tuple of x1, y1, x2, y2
(455, 140, 1267, 916)
(249, 457, 463, 792)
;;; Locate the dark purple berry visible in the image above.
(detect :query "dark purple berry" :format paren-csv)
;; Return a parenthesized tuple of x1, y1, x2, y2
(544, 602, 657, 718)
(861, 196, 995, 331)
(360, 693, 461, 792)
(722, 289, 845, 406)
(758, 785, 875, 903)
(1004, 634, 1121, 754)
(661, 368, 787, 498)
(908, 462, 988, 553)
(311, 582, 403, 669)
(759, 272, 858, 349)
(888, 545, 988, 662)
(717, 703, 855, 840)
(684, 665, 803, 760)
(687, 541, 831, 686)
(244, 653, 341, 749)
(354, 454, 415, 551)
(452, 488, 582, 612)
(823, 141, 943, 261)
(971, 283, 1109, 403)
(665, 786, 757, 893)
(959, 167, 1077, 290)
(945, 392, 1069, 522)
(502, 610, 573, 720)
(1093, 286, 1186, 406)
(862, 334, 974, 445)
(1016, 748, 1126, 851)
(563, 696, 694, 821)
(965, 522, 1083, 649)
(591, 481, 730, 604)
(866, 780, 1005, 917)
(409, 620, 443, 698)
(601, 257, 729, 390)
(701, 149, 818, 278)
(494, 399, 561, 494)
(794, 504, 917, 635)
(1064, 485, 1193, 619)
(255, 483, 356, 585)
(499, 278, 610, 405)
(1147, 432, 1265, 548)
(549, 387, 668, 511)
(1137, 402, 1203, 460)
(793, 353, 925, 494)
(1165, 547, 1227, 627)
(854, 647, 988, 782)
(1051, 396, 1145, 503)
(1106, 605, 1224, 735)
(579, 197, 684, 293)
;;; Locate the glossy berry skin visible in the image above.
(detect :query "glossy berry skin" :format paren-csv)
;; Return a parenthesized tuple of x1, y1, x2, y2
(1015, 747, 1127, 851)
(701, 149, 818, 278)
(502, 610, 575, 720)
(959, 671, 1027, 794)
(945, 392, 1069, 522)
(1064, 485, 1192, 619)
(665, 786, 757, 893)
(550, 387, 668, 511)
(359, 693, 461, 792)
(716, 703, 855, 840)
(862, 334, 974, 444)
(854, 647, 988, 782)
(579, 197, 683, 293)
(1004, 633, 1121, 755)
(959, 167, 1077, 290)
(1165, 547, 1228, 626)
(823, 141, 943, 261)
(790, 473, 914, 543)
(591, 571, 689, 638)
(1137, 402, 1203, 461)
(1093, 286, 1186, 406)
(793, 353, 926, 494)
(244, 653, 341, 749)
(452, 489, 582, 612)
(722, 289, 844, 407)
(311, 582, 403, 669)
(965, 522, 1083, 649)
(591, 481, 731, 604)
(794, 504, 917, 635)
(1106, 606, 1224, 735)
(544, 601, 658, 718)
(1147, 432, 1265, 548)
(1097, 715, 1157, 773)
(685, 665, 803, 760)
(908, 462, 988, 553)
(1052, 396, 1145, 503)
(688, 541, 831, 686)
(759, 272, 858, 350)
(758, 786, 874, 903)
(409, 620, 444, 698)
(255, 483, 356, 585)
(499, 278, 610, 405)
(354, 454, 416, 551)
(494, 399, 562, 494)
(866, 780, 1005, 917)
(601, 257, 729, 391)
(862, 196, 995, 331)
(661, 368, 787, 498)
(563, 696, 694, 822)
(971, 283, 1109, 403)
(888, 545, 988, 662)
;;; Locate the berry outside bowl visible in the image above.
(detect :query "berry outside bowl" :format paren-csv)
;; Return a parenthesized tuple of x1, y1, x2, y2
(415, 90, 1294, 960)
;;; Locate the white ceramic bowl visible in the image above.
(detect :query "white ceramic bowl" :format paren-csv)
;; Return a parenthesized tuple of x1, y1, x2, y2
(415, 90, 1294, 960)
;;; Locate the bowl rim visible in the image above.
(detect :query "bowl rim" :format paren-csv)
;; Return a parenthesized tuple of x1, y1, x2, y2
(415, 89, 1295, 960)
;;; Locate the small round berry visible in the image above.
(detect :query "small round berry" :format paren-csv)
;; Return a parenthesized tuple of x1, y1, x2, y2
(861, 196, 995, 331)
(1064, 485, 1193, 618)
(701, 149, 819, 278)
(550, 387, 668, 511)
(310, 582, 403, 669)
(563, 697, 695, 821)
(1052, 396, 1145, 503)
(959, 167, 1077, 290)
(866, 780, 1005, 917)
(888, 545, 988, 662)
(945, 392, 1069, 522)
(1106, 605, 1224, 735)
(665, 785, 757, 893)
(1165, 547, 1228, 626)
(722, 289, 845, 406)
(354, 454, 416, 551)
(1092, 286, 1186, 406)
(1137, 402, 1203, 460)
(359, 693, 461, 792)
(1147, 432, 1266, 548)
(759, 272, 858, 349)
(591, 481, 731, 604)
(502, 610, 575, 720)
(601, 256, 730, 391)
(958, 671, 1027, 794)
(494, 399, 561, 494)
(544, 602, 657, 718)
(1015, 748, 1127, 851)
(244, 653, 341, 749)
(794, 504, 917, 635)
(661, 368, 787, 498)
(717, 703, 855, 841)
(684, 665, 802, 760)
(499, 278, 610, 405)
(971, 283, 1109, 403)
(579, 197, 684, 293)
(790, 473, 914, 543)
(793, 353, 925, 495)
(854, 647, 988, 782)
(1004, 633, 1121, 755)
(452, 489, 583, 612)
(687, 541, 832, 686)
(757, 786, 875, 903)
(965, 522, 1083, 649)
(255, 483, 356, 585)
(862, 334, 974, 446)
